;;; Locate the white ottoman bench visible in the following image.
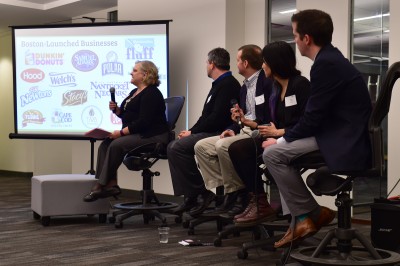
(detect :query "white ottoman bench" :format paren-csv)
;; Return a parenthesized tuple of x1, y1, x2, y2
(31, 174, 110, 226)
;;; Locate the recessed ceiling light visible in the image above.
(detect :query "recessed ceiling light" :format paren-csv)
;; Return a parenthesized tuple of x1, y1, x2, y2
(279, 9, 297, 14)
(354, 13, 389, 22)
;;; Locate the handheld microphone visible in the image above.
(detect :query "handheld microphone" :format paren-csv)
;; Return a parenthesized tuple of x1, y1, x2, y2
(110, 87, 116, 113)
(230, 99, 241, 126)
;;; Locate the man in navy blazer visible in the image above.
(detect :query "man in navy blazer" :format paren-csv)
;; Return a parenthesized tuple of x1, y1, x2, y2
(263, 9, 372, 248)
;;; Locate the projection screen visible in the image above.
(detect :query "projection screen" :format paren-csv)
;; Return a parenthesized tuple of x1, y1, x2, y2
(11, 21, 170, 139)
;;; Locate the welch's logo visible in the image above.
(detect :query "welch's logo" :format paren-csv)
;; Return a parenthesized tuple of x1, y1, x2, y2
(71, 50, 98, 72)
(20, 68, 45, 83)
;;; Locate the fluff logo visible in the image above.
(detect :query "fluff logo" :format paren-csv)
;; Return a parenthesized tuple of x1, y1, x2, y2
(125, 39, 154, 60)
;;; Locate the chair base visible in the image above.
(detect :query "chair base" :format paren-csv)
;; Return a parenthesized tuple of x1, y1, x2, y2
(291, 245, 400, 266)
(111, 198, 178, 228)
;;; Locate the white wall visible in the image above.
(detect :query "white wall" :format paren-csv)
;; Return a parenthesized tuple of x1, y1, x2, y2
(0, 31, 34, 173)
(388, 0, 400, 197)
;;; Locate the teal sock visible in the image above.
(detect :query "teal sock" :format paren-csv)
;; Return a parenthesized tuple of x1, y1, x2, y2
(296, 214, 308, 222)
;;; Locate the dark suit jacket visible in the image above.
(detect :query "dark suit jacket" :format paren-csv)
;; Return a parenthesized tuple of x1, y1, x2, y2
(228, 70, 273, 133)
(190, 72, 241, 134)
(284, 44, 372, 171)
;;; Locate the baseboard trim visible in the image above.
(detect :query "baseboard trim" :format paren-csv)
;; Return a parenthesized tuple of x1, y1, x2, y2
(0, 170, 33, 178)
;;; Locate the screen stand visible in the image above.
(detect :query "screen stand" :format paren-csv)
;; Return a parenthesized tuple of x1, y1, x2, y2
(86, 138, 96, 175)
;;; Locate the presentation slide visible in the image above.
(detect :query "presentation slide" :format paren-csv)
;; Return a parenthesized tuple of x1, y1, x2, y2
(12, 21, 169, 137)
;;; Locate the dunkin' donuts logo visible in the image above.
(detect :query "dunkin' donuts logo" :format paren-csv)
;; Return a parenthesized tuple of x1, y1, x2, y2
(71, 50, 98, 72)
(62, 90, 88, 106)
(22, 110, 45, 127)
(20, 68, 45, 83)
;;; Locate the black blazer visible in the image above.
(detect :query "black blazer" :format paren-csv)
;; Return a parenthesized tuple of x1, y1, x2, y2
(284, 44, 372, 171)
(190, 73, 241, 134)
(228, 70, 273, 133)
(274, 75, 310, 132)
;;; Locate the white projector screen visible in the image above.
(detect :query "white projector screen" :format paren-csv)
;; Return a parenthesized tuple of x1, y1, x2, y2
(11, 21, 170, 138)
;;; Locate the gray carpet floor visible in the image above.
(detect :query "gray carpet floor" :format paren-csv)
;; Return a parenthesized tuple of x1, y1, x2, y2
(0, 174, 382, 266)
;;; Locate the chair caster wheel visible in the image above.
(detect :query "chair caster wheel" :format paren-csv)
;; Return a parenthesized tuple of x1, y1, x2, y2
(175, 216, 182, 223)
(33, 211, 40, 220)
(237, 250, 248, 259)
(115, 222, 123, 229)
(41, 216, 50, 226)
(213, 238, 221, 247)
(99, 214, 107, 223)
(188, 229, 194, 235)
(109, 216, 116, 223)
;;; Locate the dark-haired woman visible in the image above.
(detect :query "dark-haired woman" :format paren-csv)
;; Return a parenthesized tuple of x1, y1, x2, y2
(229, 41, 311, 226)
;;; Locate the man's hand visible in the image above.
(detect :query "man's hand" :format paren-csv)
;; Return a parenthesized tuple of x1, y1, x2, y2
(262, 138, 277, 149)
(230, 105, 244, 124)
(220, 130, 235, 138)
(178, 130, 191, 139)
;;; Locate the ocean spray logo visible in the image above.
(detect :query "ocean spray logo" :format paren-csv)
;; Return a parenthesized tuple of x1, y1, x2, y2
(25, 50, 64, 66)
(20, 86, 52, 107)
(72, 50, 98, 72)
(81, 105, 102, 128)
(125, 38, 154, 60)
(49, 72, 77, 87)
(22, 110, 45, 127)
(102, 51, 123, 76)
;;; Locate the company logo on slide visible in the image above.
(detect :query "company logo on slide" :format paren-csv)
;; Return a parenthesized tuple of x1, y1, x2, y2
(49, 72, 77, 87)
(51, 109, 72, 123)
(72, 50, 99, 72)
(62, 90, 88, 106)
(20, 86, 52, 107)
(25, 50, 64, 66)
(22, 110, 45, 127)
(20, 68, 45, 83)
(81, 105, 103, 128)
(102, 51, 123, 76)
(125, 39, 154, 60)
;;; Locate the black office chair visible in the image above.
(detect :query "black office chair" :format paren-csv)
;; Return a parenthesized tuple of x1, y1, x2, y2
(111, 96, 185, 229)
(289, 62, 400, 265)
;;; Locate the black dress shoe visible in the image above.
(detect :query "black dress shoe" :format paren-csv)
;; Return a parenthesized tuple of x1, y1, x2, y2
(188, 190, 215, 216)
(83, 186, 121, 202)
(173, 196, 198, 214)
(103, 185, 122, 199)
(83, 190, 103, 202)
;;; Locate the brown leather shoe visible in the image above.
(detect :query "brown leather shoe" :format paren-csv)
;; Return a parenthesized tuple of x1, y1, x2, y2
(233, 193, 255, 220)
(235, 194, 276, 227)
(274, 217, 317, 248)
(315, 206, 335, 230)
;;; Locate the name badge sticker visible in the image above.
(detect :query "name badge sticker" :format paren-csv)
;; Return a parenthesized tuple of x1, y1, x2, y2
(285, 95, 297, 107)
(255, 95, 265, 105)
